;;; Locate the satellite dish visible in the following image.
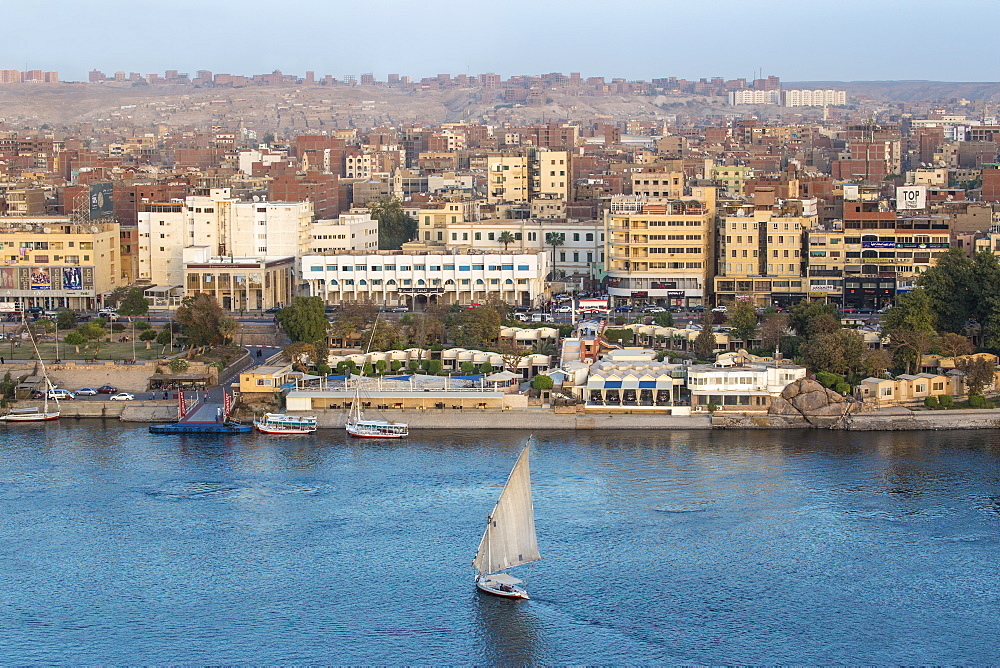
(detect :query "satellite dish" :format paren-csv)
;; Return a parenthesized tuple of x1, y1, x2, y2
(90, 226, 99, 233)
(253, 195, 260, 202)
(42, 227, 52, 233)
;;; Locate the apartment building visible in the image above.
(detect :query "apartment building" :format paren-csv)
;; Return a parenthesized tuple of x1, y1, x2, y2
(137, 189, 312, 288)
(309, 213, 379, 253)
(0, 218, 119, 311)
(630, 171, 684, 199)
(300, 251, 549, 308)
(604, 188, 716, 308)
(486, 153, 529, 203)
(713, 196, 819, 307)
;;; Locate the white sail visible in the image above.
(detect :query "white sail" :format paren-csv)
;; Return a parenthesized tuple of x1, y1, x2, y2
(473, 445, 540, 575)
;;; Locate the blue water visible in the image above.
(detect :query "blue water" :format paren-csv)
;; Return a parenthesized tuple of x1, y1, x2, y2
(1, 423, 999, 664)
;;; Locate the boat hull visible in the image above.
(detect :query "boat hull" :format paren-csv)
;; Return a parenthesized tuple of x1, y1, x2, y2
(346, 425, 407, 438)
(256, 425, 316, 434)
(149, 421, 252, 434)
(0, 412, 60, 422)
(475, 576, 530, 600)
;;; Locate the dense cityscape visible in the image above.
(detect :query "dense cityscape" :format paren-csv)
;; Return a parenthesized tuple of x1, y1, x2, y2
(3, 53, 1000, 664)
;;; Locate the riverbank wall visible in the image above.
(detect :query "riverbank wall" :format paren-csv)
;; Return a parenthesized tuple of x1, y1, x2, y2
(12, 402, 1000, 431)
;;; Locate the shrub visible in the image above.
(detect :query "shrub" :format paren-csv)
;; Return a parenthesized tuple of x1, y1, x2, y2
(923, 396, 939, 409)
(531, 375, 554, 390)
(362, 362, 374, 376)
(135, 321, 152, 331)
(834, 382, 851, 395)
(815, 371, 844, 389)
(111, 323, 126, 332)
(408, 360, 420, 372)
(707, 402, 718, 413)
(168, 358, 189, 373)
(938, 394, 954, 408)
(317, 364, 331, 375)
(427, 359, 442, 375)
(390, 360, 403, 372)
(375, 360, 387, 375)
(969, 394, 987, 409)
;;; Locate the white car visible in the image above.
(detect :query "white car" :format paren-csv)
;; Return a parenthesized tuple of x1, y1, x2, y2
(75, 387, 98, 396)
(109, 392, 135, 401)
(554, 305, 573, 313)
(47, 388, 75, 400)
(711, 305, 728, 313)
(644, 306, 667, 313)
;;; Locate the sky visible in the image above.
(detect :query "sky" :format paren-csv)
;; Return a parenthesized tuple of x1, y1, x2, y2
(3, 0, 996, 83)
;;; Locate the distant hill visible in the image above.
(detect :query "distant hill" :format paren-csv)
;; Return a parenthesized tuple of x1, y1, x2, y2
(785, 81, 1000, 103)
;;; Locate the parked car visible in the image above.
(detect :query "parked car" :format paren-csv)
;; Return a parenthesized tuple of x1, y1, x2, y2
(47, 389, 75, 400)
(264, 306, 282, 314)
(109, 392, 135, 401)
(711, 305, 728, 313)
(858, 307, 875, 315)
(554, 305, 573, 313)
(390, 305, 409, 313)
(840, 306, 858, 314)
(97, 385, 118, 394)
(689, 305, 706, 312)
(613, 305, 632, 313)
(644, 306, 667, 313)
(514, 313, 531, 322)
(75, 387, 98, 396)
(513, 306, 531, 313)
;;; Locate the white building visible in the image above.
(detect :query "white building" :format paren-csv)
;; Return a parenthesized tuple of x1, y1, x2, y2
(686, 354, 807, 412)
(137, 189, 313, 287)
(782, 89, 847, 107)
(729, 90, 781, 105)
(309, 213, 379, 253)
(300, 251, 549, 308)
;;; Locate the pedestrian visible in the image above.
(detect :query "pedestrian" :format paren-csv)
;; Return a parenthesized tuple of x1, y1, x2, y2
(203, 391, 208, 402)
(216, 407, 222, 422)
(1, 356, 5, 364)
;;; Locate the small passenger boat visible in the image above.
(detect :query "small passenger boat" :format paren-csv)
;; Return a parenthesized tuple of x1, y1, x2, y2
(254, 412, 318, 434)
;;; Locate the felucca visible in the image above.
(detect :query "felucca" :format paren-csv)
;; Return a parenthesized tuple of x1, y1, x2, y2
(473, 442, 540, 599)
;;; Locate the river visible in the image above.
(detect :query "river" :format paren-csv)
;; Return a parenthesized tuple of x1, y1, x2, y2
(1, 423, 998, 664)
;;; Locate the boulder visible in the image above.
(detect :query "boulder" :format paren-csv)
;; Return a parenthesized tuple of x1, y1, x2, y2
(769, 377, 850, 427)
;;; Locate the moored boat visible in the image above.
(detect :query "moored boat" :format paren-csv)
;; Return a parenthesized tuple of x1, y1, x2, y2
(254, 412, 318, 434)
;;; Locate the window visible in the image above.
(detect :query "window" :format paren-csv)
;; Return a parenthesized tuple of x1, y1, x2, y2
(573, 233, 580, 241)
(488, 233, 495, 241)
(517, 264, 529, 270)
(474, 232, 481, 241)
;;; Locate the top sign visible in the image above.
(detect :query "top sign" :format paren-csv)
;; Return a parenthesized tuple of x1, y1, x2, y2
(896, 185, 927, 211)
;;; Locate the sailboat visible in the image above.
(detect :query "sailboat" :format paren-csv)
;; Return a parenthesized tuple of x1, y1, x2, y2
(0, 315, 60, 422)
(344, 378, 409, 438)
(473, 442, 540, 599)
(344, 312, 408, 438)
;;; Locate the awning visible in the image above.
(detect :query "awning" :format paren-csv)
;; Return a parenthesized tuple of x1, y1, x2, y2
(639, 380, 656, 388)
(603, 380, 622, 389)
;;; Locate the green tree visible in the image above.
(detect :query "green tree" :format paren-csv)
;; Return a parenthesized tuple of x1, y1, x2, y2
(56, 310, 78, 330)
(652, 311, 674, 328)
(788, 299, 841, 338)
(957, 356, 997, 397)
(917, 247, 983, 333)
(277, 296, 329, 344)
(801, 329, 867, 376)
(882, 288, 937, 374)
(375, 359, 388, 375)
(460, 361, 476, 374)
(362, 362, 375, 376)
(693, 313, 716, 361)
(531, 374, 554, 391)
(604, 328, 634, 346)
(284, 341, 317, 372)
(727, 299, 758, 343)
(449, 304, 502, 349)
(78, 321, 107, 345)
(105, 286, 149, 318)
(168, 358, 189, 373)
(218, 316, 239, 345)
(175, 293, 225, 347)
(498, 231, 516, 251)
(64, 331, 86, 354)
(479, 361, 494, 374)
(139, 328, 158, 349)
(545, 232, 564, 279)
(155, 328, 172, 349)
(370, 198, 417, 250)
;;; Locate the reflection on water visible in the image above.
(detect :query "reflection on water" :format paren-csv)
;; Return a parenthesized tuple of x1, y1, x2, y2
(1, 423, 999, 664)
(473, 591, 546, 665)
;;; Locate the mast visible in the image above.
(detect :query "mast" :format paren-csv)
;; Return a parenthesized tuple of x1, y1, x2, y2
(472, 444, 539, 575)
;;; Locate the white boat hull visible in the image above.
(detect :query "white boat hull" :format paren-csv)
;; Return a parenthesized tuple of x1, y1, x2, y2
(0, 411, 59, 422)
(254, 413, 317, 434)
(475, 575, 530, 600)
(345, 420, 408, 438)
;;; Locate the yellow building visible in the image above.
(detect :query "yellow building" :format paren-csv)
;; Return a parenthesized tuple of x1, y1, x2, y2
(0, 217, 119, 310)
(486, 153, 529, 203)
(713, 197, 818, 307)
(630, 171, 685, 199)
(605, 187, 716, 308)
(238, 362, 293, 394)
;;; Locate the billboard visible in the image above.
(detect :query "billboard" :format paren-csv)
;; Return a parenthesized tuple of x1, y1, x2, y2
(896, 185, 927, 211)
(62, 267, 82, 290)
(89, 182, 114, 220)
(30, 267, 51, 290)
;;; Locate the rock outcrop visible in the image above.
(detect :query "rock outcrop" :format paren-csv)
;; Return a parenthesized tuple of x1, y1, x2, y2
(769, 378, 851, 428)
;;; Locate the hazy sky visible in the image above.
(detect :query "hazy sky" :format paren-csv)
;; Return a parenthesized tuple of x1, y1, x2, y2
(3, 0, 995, 83)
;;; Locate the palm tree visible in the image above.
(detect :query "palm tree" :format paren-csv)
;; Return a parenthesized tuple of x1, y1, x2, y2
(498, 231, 516, 252)
(545, 232, 565, 279)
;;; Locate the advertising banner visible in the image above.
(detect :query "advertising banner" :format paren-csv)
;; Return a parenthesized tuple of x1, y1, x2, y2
(30, 267, 51, 290)
(62, 267, 83, 290)
(896, 185, 927, 211)
(89, 182, 114, 220)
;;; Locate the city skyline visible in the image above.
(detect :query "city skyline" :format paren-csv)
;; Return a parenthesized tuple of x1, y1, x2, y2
(2, 0, 996, 83)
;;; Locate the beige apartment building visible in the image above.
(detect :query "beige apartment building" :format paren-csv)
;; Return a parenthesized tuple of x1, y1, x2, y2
(630, 171, 685, 199)
(0, 217, 119, 311)
(487, 149, 571, 204)
(487, 154, 529, 203)
(605, 188, 716, 308)
(713, 197, 818, 307)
